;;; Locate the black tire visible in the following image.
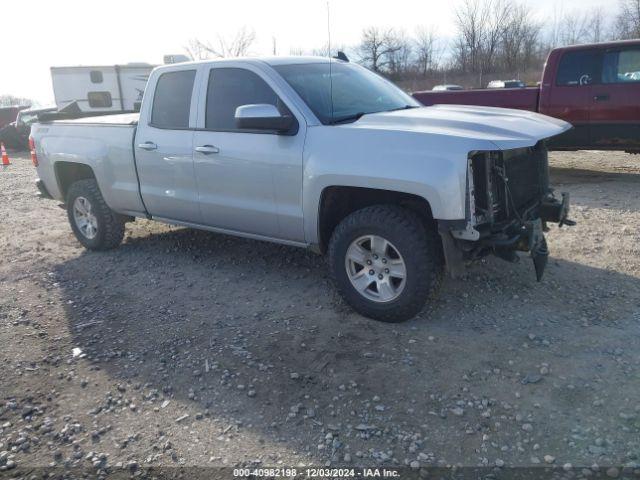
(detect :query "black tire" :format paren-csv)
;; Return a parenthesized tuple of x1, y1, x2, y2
(328, 205, 443, 322)
(66, 179, 125, 250)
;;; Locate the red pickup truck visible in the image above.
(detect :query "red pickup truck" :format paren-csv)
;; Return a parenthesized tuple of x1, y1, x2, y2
(413, 40, 640, 153)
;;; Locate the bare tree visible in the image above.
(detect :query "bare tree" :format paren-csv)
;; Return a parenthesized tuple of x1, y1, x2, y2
(453, 0, 519, 83)
(615, 0, 640, 39)
(452, 0, 490, 73)
(185, 39, 211, 60)
(185, 27, 256, 59)
(588, 7, 608, 43)
(560, 11, 592, 45)
(311, 43, 331, 57)
(414, 27, 441, 76)
(289, 46, 305, 56)
(0, 95, 33, 107)
(288, 0, 634, 90)
(357, 27, 403, 72)
(451, 0, 549, 85)
(289, 43, 348, 58)
(546, 4, 564, 49)
(385, 30, 413, 77)
(546, 7, 610, 48)
(484, 0, 514, 72)
(500, 3, 540, 73)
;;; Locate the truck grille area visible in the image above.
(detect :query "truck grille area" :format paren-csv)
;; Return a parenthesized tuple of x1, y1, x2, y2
(471, 142, 549, 224)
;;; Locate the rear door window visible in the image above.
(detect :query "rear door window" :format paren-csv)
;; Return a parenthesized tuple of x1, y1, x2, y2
(556, 50, 600, 86)
(151, 70, 196, 129)
(602, 48, 640, 83)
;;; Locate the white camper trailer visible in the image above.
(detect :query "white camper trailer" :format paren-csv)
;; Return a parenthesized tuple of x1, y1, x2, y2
(50, 63, 156, 113)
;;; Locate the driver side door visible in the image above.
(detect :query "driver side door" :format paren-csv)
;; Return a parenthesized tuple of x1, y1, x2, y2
(192, 66, 306, 241)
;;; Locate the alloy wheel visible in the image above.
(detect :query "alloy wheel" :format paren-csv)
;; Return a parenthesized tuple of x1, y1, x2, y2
(345, 234, 407, 302)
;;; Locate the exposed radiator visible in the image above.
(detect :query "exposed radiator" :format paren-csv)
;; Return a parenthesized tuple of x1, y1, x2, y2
(471, 142, 549, 224)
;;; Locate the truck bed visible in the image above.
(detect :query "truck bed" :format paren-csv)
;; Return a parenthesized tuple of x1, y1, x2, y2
(31, 116, 145, 215)
(45, 112, 139, 126)
(413, 87, 540, 112)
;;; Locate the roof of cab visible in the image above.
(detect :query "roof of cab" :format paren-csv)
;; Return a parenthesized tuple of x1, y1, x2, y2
(153, 56, 343, 72)
(554, 39, 640, 52)
(260, 56, 336, 66)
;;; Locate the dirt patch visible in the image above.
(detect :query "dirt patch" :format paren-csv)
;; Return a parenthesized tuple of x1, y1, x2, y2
(0, 151, 639, 473)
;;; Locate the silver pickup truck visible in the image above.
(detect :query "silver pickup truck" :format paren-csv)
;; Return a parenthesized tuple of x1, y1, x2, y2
(31, 56, 573, 322)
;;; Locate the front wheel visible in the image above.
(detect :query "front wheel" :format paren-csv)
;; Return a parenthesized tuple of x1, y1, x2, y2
(66, 179, 125, 250)
(328, 205, 443, 322)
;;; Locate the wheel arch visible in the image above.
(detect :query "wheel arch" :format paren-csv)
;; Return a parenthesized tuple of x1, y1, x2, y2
(54, 161, 96, 200)
(316, 185, 436, 254)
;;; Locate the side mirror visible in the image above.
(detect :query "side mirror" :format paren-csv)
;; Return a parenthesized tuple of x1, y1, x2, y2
(234, 104, 295, 133)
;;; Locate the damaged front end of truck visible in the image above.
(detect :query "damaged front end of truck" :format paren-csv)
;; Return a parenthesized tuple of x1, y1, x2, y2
(439, 141, 574, 281)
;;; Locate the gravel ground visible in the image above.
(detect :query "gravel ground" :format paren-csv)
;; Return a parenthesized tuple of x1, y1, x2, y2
(0, 150, 639, 476)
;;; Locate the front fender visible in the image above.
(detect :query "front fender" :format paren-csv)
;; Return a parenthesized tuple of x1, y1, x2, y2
(302, 126, 481, 245)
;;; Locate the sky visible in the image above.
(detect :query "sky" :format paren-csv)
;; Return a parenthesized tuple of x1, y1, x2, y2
(0, 0, 610, 104)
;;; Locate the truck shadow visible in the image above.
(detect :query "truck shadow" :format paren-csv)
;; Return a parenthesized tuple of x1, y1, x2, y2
(550, 166, 640, 185)
(55, 227, 640, 464)
(549, 166, 639, 213)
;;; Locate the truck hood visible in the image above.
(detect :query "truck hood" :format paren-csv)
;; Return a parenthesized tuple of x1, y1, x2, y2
(347, 104, 572, 150)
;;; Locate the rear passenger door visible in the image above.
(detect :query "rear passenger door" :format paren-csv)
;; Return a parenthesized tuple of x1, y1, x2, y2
(590, 46, 640, 149)
(135, 68, 201, 223)
(192, 66, 306, 241)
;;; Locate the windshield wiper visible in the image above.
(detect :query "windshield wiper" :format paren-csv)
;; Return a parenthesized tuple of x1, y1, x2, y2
(328, 105, 419, 125)
(388, 105, 420, 112)
(328, 112, 367, 125)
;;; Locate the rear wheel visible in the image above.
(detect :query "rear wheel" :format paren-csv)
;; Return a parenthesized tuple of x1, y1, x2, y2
(328, 205, 443, 322)
(66, 179, 125, 250)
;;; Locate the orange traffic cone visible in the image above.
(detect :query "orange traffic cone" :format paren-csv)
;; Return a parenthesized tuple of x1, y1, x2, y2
(1, 143, 10, 166)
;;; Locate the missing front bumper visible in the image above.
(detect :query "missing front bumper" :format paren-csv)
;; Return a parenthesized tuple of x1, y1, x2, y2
(491, 217, 548, 281)
(440, 192, 575, 281)
(540, 192, 575, 227)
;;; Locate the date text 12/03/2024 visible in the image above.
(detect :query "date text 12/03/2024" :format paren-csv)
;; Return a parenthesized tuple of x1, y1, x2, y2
(233, 468, 400, 478)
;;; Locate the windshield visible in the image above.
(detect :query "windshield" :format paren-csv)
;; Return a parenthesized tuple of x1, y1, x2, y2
(273, 62, 419, 125)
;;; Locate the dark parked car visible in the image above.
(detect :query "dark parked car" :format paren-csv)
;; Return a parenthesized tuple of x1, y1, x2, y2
(0, 106, 26, 129)
(487, 79, 526, 88)
(432, 84, 464, 91)
(0, 107, 57, 150)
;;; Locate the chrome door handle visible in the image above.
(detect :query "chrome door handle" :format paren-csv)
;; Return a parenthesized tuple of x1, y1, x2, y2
(138, 141, 157, 151)
(195, 145, 220, 154)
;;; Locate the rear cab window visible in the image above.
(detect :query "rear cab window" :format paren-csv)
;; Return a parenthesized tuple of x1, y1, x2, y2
(151, 70, 196, 129)
(602, 48, 640, 83)
(556, 50, 600, 86)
